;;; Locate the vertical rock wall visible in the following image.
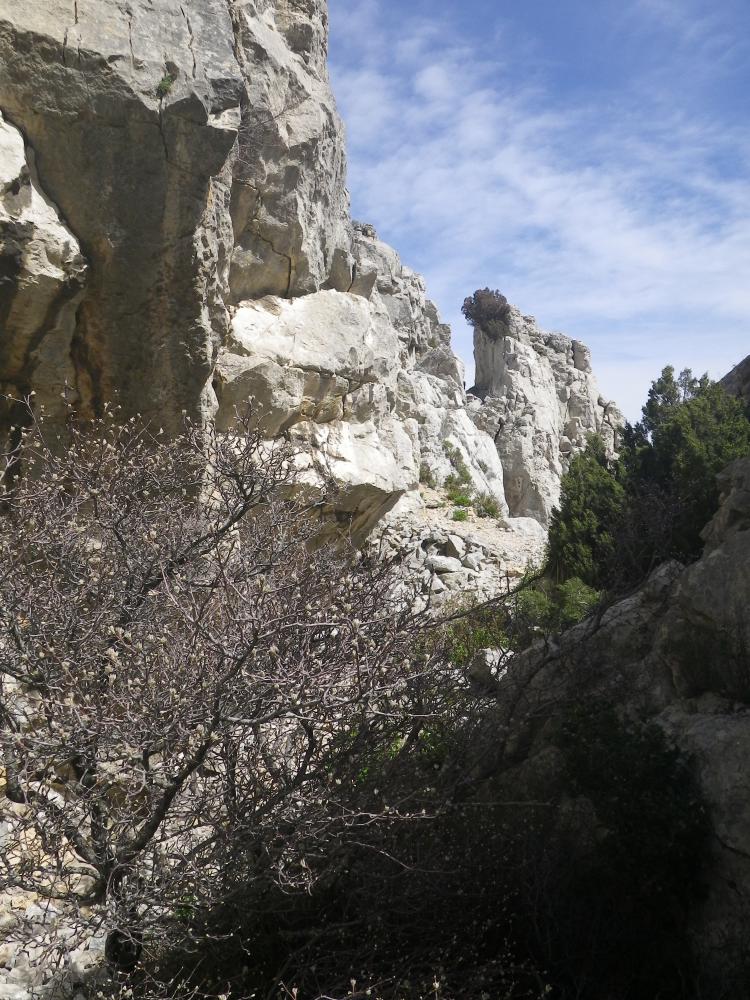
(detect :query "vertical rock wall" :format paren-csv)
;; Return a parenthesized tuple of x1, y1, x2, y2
(0, 112, 86, 431)
(0, 0, 244, 428)
(469, 303, 622, 524)
(0, 0, 619, 543)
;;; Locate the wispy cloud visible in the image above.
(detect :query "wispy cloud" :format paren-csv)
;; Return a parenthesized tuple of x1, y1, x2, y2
(328, 0, 750, 419)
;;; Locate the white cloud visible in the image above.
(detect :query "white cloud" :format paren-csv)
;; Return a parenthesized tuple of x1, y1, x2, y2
(329, 0, 750, 420)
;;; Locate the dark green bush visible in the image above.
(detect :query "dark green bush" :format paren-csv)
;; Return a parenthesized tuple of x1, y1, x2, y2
(546, 703, 710, 999)
(156, 74, 175, 97)
(462, 288, 511, 340)
(548, 368, 750, 592)
(546, 435, 625, 589)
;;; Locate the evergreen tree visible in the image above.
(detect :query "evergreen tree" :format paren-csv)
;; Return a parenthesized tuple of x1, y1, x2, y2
(547, 435, 625, 589)
(548, 369, 750, 590)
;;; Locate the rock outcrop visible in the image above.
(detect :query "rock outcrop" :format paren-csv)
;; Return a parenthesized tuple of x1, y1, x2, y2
(0, 0, 615, 564)
(483, 456, 750, 987)
(0, 112, 87, 432)
(720, 354, 750, 410)
(0, 0, 247, 429)
(469, 304, 622, 524)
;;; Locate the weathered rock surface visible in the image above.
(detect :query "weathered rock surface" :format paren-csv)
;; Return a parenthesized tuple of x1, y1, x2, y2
(0, 112, 86, 430)
(216, 225, 510, 540)
(0, 0, 246, 428)
(720, 354, 750, 410)
(0, 0, 616, 559)
(469, 303, 622, 524)
(483, 456, 750, 986)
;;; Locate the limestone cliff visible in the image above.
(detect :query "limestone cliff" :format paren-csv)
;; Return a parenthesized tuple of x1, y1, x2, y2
(0, 0, 615, 567)
(469, 303, 622, 524)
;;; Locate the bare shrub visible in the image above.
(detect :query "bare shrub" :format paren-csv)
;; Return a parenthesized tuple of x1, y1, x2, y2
(0, 404, 456, 990)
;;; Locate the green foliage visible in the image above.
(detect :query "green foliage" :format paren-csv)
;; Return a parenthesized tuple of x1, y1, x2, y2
(640, 365, 709, 437)
(443, 442, 472, 484)
(648, 381, 750, 558)
(443, 442, 475, 509)
(443, 606, 510, 666)
(156, 74, 175, 98)
(451, 507, 469, 522)
(443, 577, 598, 668)
(447, 484, 473, 507)
(461, 287, 511, 340)
(548, 368, 750, 591)
(419, 462, 435, 487)
(475, 490, 502, 519)
(554, 703, 710, 997)
(513, 576, 600, 644)
(546, 435, 626, 589)
(555, 576, 600, 626)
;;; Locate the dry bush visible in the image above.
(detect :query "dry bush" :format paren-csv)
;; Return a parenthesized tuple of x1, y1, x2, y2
(0, 404, 458, 991)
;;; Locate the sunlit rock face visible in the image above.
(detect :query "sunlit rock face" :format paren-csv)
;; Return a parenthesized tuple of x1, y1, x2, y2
(469, 303, 622, 524)
(0, 0, 245, 428)
(0, 0, 616, 554)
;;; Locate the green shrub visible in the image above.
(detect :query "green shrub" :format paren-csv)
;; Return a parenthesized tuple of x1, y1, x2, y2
(548, 368, 750, 593)
(509, 576, 600, 647)
(475, 491, 502, 519)
(156, 74, 175, 98)
(546, 435, 625, 589)
(443, 442, 472, 484)
(443, 606, 509, 666)
(419, 462, 435, 487)
(461, 288, 511, 341)
(555, 576, 600, 627)
(446, 484, 473, 507)
(452, 507, 469, 522)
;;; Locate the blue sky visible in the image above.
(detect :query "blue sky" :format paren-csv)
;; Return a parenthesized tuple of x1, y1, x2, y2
(327, 0, 750, 419)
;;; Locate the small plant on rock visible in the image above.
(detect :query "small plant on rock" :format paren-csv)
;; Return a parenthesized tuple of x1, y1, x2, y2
(461, 288, 511, 341)
(475, 491, 502, 520)
(156, 74, 175, 98)
(419, 462, 436, 488)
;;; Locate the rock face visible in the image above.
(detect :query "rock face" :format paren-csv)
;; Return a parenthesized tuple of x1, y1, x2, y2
(0, 0, 513, 547)
(720, 354, 750, 410)
(0, 0, 246, 428)
(0, 112, 87, 431)
(0, 0, 614, 558)
(469, 304, 622, 524)
(485, 457, 750, 987)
